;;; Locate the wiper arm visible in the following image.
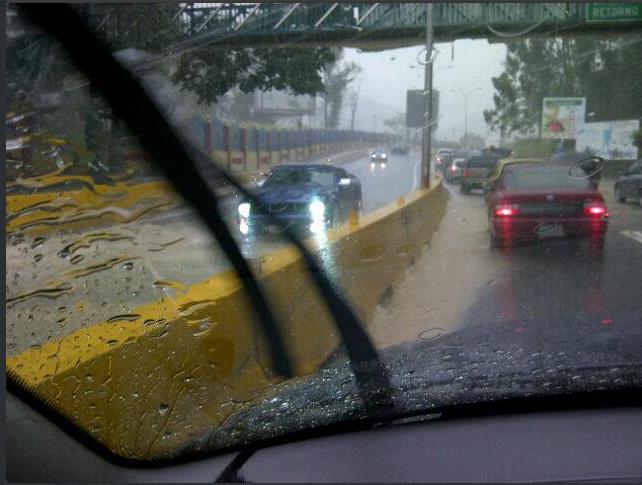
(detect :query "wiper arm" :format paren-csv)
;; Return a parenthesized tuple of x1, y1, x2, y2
(20, 4, 393, 412)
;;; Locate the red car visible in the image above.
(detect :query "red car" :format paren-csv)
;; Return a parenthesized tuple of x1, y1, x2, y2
(486, 163, 610, 248)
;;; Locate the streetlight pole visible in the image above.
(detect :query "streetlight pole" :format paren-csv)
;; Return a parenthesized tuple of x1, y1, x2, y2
(451, 87, 481, 149)
(421, 3, 434, 189)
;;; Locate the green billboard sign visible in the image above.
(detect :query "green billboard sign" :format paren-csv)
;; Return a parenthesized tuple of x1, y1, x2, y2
(587, 3, 642, 22)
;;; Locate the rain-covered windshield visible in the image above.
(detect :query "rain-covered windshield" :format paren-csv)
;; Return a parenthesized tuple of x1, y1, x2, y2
(6, 3, 642, 462)
(501, 164, 593, 190)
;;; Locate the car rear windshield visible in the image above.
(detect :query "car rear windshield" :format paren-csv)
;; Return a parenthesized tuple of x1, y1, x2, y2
(466, 156, 498, 168)
(501, 165, 593, 190)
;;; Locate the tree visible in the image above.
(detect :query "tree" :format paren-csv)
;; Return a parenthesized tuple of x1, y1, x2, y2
(383, 112, 406, 134)
(459, 132, 484, 150)
(347, 88, 360, 131)
(484, 36, 642, 137)
(321, 50, 361, 129)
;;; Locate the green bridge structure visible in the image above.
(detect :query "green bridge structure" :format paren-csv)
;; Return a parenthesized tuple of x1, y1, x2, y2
(148, 3, 642, 49)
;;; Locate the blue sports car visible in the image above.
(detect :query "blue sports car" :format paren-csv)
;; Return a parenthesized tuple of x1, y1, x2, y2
(237, 164, 362, 236)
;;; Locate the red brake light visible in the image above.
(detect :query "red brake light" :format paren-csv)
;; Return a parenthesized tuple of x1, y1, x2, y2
(463, 169, 471, 178)
(495, 204, 520, 217)
(583, 200, 609, 218)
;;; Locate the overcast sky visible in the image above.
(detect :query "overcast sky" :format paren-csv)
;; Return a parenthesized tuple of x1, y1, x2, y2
(342, 38, 507, 141)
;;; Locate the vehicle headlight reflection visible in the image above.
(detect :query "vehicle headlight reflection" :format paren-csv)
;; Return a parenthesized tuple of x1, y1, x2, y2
(238, 202, 251, 218)
(309, 200, 325, 221)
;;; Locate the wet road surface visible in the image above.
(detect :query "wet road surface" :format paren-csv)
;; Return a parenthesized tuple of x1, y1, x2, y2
(371, 179, 642, 350)
(5, 151, 422, 355)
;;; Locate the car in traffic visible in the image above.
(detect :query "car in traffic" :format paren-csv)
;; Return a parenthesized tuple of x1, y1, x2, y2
(460, 153, 500, 194)
(486, 163, 610, 248)
(369, 146, 388, 162)
(445, 157, 467, 183)
(391, 144, 409, 155)
(434, 148, 452, 175)
(238, 164, 362, 236)
(614, 160, 642, 207)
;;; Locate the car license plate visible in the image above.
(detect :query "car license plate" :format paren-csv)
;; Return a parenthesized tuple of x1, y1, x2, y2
(535, 222, 564, 239)
(267, 225, 284, 234)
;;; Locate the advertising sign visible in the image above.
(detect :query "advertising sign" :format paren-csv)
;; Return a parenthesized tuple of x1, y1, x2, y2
(576, 119, 640, 160)
(541, 97, 586, 140)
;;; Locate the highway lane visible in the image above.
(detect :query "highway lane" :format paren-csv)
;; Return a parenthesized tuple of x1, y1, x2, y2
(5, 151, 423, 355)
(370, 180, 642, 352)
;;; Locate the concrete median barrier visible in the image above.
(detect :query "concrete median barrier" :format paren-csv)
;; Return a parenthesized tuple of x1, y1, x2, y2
(6, 178, 448, 460)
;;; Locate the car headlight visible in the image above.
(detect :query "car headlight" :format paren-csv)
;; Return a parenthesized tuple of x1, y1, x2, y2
(309, 200, 325, 220)
(238, 202, 251, 218)
(382, 154, 387, 159)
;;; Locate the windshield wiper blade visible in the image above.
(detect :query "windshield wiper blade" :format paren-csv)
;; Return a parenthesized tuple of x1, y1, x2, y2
(20, 4, 393, 411)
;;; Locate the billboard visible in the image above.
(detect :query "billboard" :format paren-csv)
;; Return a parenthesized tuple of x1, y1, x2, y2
(576, 119, 640, 160)
(541, 97, 586, 139)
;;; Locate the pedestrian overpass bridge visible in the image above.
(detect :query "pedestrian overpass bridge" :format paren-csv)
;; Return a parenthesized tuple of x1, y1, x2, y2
(164, 2, 642, 50)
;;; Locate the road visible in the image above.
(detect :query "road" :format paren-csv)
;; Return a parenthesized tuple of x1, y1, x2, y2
(6, 154, 641, 361)
(370, 179, 642, 350)
(5, 151, 422, 356)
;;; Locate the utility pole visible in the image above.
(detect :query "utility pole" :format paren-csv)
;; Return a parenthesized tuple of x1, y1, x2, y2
(421, 3, 434, 189)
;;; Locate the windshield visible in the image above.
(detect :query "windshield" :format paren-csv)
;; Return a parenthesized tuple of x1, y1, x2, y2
(6, 3, 642, 463)
(501, 164, 592, 190)
(263, 167, 335, 189)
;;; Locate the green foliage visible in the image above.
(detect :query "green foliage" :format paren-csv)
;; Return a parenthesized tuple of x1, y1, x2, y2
(383, 113, 406, 133)
(485, 36, 642, 136)
(321, 50, 361, 129)
(172, 47, 337, 106)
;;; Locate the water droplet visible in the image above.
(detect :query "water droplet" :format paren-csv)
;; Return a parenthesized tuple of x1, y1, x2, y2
(418, 328, 443, 341)
(159, 403, 170, 415)
(106, 314, 141, 323)
(33, 254, 43, 263)
(31, 237, 46, 249)
(122, 262, 133, 271)
(106, 339, 119, 346)
(70, 254, 84, 265)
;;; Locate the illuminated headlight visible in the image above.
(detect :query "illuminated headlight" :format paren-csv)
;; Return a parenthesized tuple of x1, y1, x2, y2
(239, 220, 249, 235)
(238, 202, 251, 218)
(382, 154, 387, 159)
(370, 162, 376, 169)
(309, 200, 325, 220)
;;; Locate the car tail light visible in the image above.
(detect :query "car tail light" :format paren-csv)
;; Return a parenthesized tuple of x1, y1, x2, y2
(463, 169, 471, 178)
(436, 157, 443, 165)
(495, 204, 520, 217)
(449, 166, 457, 172)
(583, 200, 610, 218)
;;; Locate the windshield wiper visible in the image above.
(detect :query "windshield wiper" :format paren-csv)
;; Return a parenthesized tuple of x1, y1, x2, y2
(20, 4, 393, 414)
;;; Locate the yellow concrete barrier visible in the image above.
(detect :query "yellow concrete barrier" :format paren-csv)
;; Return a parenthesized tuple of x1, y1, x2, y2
(7, 180, 448, 460)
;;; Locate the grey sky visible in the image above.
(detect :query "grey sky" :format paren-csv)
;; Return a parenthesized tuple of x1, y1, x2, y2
(343, 38, 507, 141)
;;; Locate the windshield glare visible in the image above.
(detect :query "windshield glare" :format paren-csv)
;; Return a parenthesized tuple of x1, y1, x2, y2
(5, 2, 642, 462)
